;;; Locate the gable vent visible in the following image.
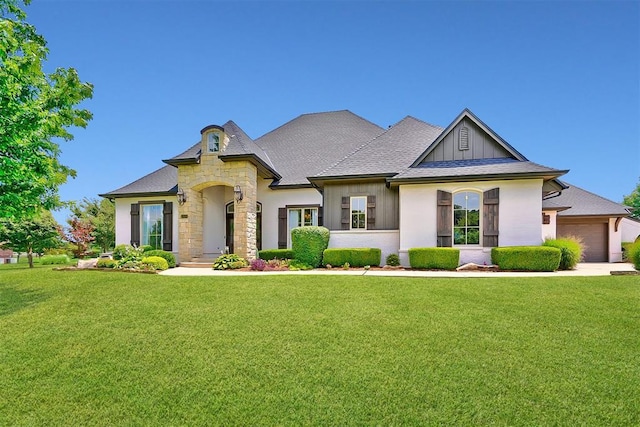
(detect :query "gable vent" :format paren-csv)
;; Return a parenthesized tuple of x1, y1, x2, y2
(459, 127, 470, 150)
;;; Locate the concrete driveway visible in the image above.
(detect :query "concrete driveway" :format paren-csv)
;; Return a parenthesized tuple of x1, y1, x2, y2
(160, 262, 637, 278)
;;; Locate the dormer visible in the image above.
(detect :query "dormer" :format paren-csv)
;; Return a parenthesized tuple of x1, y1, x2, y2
(200, 125, 228, 155)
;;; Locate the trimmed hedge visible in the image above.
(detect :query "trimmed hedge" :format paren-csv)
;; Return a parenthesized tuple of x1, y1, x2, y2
(543, 237, 583, 270)
(491, 246, 561, 272)
(322, 248, 382, 267)
(141, 256, 169, 271)
(408, 248, 460, 270)
(258, 249, 294, 261)
(144, 250, 176, 268)
(291, 226, 330, 268)
(40, 254, 71, 265)
(627, 241, 640, 270)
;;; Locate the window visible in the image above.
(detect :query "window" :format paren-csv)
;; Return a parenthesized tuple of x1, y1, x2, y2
(288, 207, 318, 245)
(351, 196, 366, 229)
(207, 132, 220, 153)
(453, 192, 480, 245)
(141, 204, 163, 249)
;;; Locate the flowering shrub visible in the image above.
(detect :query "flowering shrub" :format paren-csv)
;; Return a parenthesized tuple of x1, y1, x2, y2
(250, 258, 267, 271)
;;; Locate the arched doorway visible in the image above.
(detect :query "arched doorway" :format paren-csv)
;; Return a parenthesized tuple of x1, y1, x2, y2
(226, 202, 262, 254)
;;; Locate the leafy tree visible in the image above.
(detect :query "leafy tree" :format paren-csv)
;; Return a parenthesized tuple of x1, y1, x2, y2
(70, 197, 115, 252)
(0, 0, 93, 221)
(623, 178, 640, 219)
(0, 210, 61, 267)
(60, 217, 94, 258)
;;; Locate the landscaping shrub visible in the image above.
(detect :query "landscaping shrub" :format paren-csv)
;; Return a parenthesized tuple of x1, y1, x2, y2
(140, 245, 154, 253)
(622, 242, 635, 262)
(386, 253, 401, 267)
(144, 250, 176, 268)
(288, 260, 314, 271)
(626, 241, 640, 270)
(250, 258, 267, 271)
(212, 254, 248, 270)
(491, 246, 561, 272)
(408, 248, 460, 270)
(543, 237, 583, 270)
(96, 259, 117, 269)
(112, 244, 130, 260)
(291, 226, 330, 268)
(141, 256, 169, 271)
(258, 249, 294, 261)
(322, 248, 381, 268)
(40, 254, 71, 265)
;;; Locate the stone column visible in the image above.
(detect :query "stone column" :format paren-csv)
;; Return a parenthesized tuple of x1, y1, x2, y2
(233, 163, 258, 260)
(178, 188, 203, 263)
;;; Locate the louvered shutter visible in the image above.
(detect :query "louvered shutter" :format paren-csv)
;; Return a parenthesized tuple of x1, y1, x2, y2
(130, 203, 140, 247)
(341, 197, 350, 230)
(483, 188, 499, 247)
(163, 202, 173, 251)
(278, 208, 287, 249)
(436, 190, 452, 247)
(367, 195, 376, 229)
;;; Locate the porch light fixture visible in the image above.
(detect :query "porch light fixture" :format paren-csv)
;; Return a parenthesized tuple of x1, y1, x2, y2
(234, 185, 243, 202)
(177, 188, 187, 205)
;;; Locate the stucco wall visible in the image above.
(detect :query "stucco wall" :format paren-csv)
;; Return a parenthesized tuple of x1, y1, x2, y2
(114, 196, 180, 255)
(609, 217, 623, 262)
(257, 178, 322, 250)
(398, 179, 543, 265)
(202, 186, 231, 256)
(621, 217, 640, 243)
(328, 230, 400, 266)
(541, 210, 557, 240)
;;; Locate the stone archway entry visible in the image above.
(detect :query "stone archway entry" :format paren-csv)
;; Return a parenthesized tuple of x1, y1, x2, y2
(226, 202, 262, 254)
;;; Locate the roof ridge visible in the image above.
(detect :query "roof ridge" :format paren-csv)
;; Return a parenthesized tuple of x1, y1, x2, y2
(314, 116, 407, 176)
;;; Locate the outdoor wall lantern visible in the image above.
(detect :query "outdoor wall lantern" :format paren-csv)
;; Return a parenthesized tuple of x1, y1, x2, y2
(234, 185, 243, 202)
(177, 188, 187, 205)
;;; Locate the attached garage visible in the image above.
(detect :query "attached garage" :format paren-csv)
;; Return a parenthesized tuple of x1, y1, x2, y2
(544, 184, 630, 263)
(557, 217, 608, 262)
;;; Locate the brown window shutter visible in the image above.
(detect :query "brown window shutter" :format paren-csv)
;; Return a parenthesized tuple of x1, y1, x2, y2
(483, 188, 499, 247)
(436, 190, 452, 247)
(278, 208, 287, 249)
(367, 195, 376, 229)
(318, 206, 323, 227)
(130, 203, 140, 247)
(341, 196, 350, 230)
(163, 202, 173, 251)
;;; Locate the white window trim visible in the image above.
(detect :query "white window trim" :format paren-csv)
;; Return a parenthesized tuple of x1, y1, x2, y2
(287, 207, 318, 247)
(350, 196, 367, 231)
(452, 191, 482, 246)
(141, 203, 163, 249)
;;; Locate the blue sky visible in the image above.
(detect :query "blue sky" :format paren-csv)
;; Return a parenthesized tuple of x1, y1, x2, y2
(24, 0, 639, 223)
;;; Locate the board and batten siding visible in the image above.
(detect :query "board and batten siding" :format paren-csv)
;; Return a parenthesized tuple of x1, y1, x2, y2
(323, 182, 399, 230)
(421, 118, 512, 163)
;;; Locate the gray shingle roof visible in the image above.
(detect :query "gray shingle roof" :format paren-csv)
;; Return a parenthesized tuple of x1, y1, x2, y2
(311, 116, 443, 179)
(255, 110, 384, 186)
(545, 184, 630, 216)
(389, 158, 567, 183)
(218, 120, 280, 179)
(100, 165, 177, 197)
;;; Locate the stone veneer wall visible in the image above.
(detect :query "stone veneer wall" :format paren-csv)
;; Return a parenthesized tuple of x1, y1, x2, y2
(177, 153, 258, 262)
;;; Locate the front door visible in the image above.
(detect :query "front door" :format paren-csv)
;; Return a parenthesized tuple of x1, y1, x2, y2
(225, 202, 262, 254)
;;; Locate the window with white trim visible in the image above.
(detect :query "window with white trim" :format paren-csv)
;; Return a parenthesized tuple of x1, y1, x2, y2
(207, 132, 220, 153)
(141, 204, 163, 249)
(351, 196, 366, 230)
(288, 207, 318, 246)
(453, 191, 480, 245)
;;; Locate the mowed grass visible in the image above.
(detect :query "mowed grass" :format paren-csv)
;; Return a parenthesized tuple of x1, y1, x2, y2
(0, 268, 638, 426)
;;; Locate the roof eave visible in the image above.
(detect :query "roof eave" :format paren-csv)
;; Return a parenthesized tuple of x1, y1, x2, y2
(162, 157, 199, 166)
(99, 190, 178, 199)
(387, 171, 568, 187)
(218, 154, 282, 180)
(308, 173, 397, 187)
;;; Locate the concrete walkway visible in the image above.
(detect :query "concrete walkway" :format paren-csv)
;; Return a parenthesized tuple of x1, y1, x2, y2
(160, 262, 637, 278)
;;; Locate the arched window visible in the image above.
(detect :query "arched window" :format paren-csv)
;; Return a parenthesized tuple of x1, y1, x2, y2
(453, 191, 480, 245)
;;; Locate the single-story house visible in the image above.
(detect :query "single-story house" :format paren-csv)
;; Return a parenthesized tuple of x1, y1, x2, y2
(100, 108, 631, 265)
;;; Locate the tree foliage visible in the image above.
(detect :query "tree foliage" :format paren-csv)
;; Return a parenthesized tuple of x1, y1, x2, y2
(623, 178, 640, 220)
(60, 217, 94, 258)
(0, 0, 93, 220)
(0, 210, 61, 267)
(70, 197, 115, 252)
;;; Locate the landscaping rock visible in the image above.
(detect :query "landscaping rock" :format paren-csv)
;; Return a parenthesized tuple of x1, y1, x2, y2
(456, 262, 499, 272)
(77, 258, 98, 269)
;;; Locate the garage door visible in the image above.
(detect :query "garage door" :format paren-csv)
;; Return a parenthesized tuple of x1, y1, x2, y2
(557, 221, 608, 262)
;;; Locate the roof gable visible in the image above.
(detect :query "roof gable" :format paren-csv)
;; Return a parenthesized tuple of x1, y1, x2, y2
(411, 108, 527, 167)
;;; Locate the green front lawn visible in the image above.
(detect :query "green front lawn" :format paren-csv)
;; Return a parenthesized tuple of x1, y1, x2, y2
(1, 268, 638, 425)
